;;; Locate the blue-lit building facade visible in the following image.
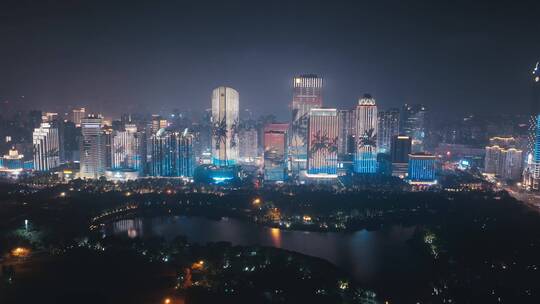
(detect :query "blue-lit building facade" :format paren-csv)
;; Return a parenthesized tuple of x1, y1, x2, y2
(151, 129, 175, 176)
(177, 130, 195, 177)
(408, 153, 437, 184)
(1, 148, 24, 170)
(523, 62, 540, 190)
(150, 128, 195, 178)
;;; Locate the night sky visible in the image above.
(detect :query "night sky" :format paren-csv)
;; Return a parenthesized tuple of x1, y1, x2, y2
(1, 0, 539, 119)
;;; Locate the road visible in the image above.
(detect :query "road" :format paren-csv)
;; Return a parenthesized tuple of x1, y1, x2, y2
(503, 186, 540, 212)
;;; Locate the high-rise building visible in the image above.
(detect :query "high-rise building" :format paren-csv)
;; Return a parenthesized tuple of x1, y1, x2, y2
(523, 62, 540, 190)
(290, 74, 323, 174)
(391, 135, 412, 178)
(354, 94, 378, 174)
(151, 128, 175, 177)
(485, 137, 523, 180)
(408, 153, 437, 184)
(145, 115, 168, 169)
(377, 108, 400, 154)
(211, 86, 239, 167)
(150, 128, 195, 177)
(62, 121, 80, 163)
(307, 108, 338, 176)
(111, 124, 143, 172)
(33, 122, 60, 171)
(264, 123, 288, 181)
(238, 127, 258, 163)
(177, 129, 195, 177)
(337, 109, 355, 160)
(72, 108, 86, 127)
(80, 116, 105, 179)
(401, 104, 426, 153)
(391, 135, 412, 163)
(103, 127, 113, 169)
(531, 61, 540, 114)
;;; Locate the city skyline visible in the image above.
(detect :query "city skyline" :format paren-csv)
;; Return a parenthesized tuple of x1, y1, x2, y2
(3, 2, 540, 304)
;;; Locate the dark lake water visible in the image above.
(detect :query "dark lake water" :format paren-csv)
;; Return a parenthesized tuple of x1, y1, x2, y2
(105, 216, 428, 298)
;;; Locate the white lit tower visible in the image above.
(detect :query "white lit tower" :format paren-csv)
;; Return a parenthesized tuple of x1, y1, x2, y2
(111, 124, 143, 172)
(307, 108, 339, 177)
(289, 74, 323, 174)
(211, 86, 239, 166)
(354, 94, 378, 173)
(80, 115, 105, 179)
(33, 122, 60, 171)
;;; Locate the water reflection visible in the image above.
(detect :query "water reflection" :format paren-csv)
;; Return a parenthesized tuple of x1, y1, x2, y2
(105, 216, 420, 288)
(270, 228, 281, 247)
(112, 218, 144, 239)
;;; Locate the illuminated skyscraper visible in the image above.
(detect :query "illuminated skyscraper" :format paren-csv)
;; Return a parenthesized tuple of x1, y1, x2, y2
(532, 61, 540, 113)
(401, 104, 426, 152)
(103, 127, 113, 169)
(80, 116, 105, 179)
(151, 129, 174, 176)
(354, 94, 378, 173)
(377, 108, 400, 154)
(72, 107, 86, 127)
(33, 122, 60, 171)
(145, 115, 168, 167)
(112, 124, 143, 172)
(264, 123, 288, 181)
(150, 128, 195, 177)
(211, 86, 239, 166)
(307, 108, 338, 176)
(290, 74, 323, 174)
(522, 62, 540, 189)
(177, 129, 195, 177)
